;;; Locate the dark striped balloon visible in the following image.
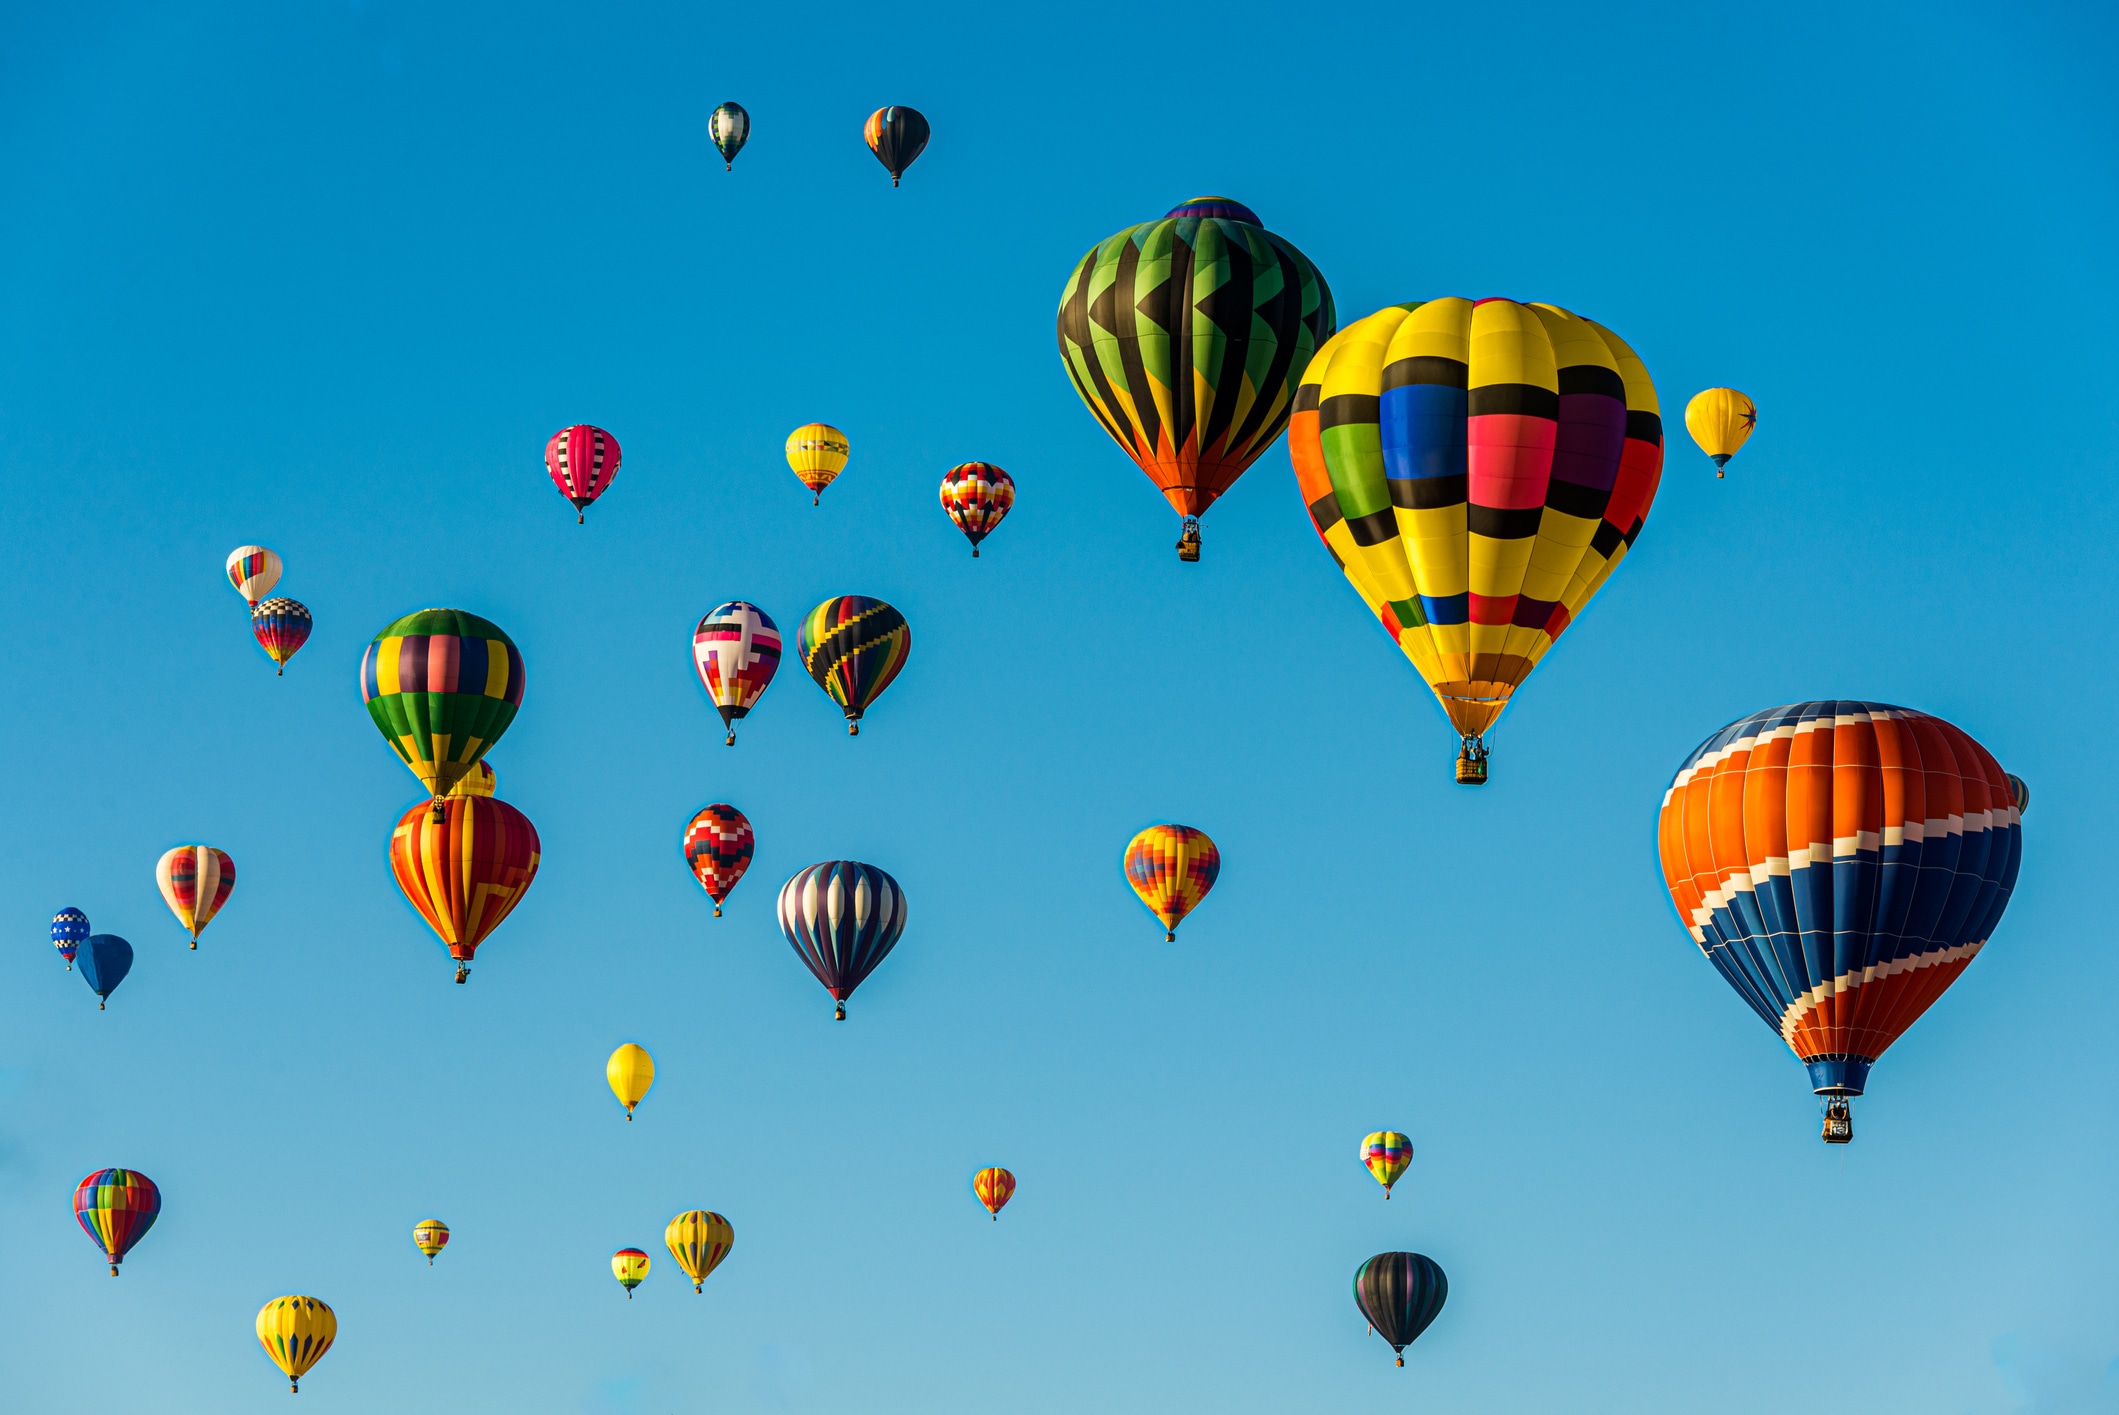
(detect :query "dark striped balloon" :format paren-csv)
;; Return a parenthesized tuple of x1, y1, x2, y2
(1353, 1251, 1447, 1366)
(796, 596, 910, 735)
(776, 861, 907, 1020)
(863, 106, 928, 186)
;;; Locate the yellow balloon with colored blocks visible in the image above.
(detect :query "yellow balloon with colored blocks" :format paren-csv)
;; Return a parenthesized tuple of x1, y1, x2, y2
(255, 1295, 336, 1393)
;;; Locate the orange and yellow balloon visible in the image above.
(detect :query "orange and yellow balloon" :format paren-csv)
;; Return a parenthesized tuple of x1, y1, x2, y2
(607, 1043, 653, 1120)
(1684, 387, 1756, 476)
(256, 1295, 336, 1393)
(1361, 1131, 1412, 1198)
(156, 845, 235, 949)
(664, 1210, 734, 1292)
(613, 1247, 650, 1297)
(973, 1167, 1016, 1220)
(785, 424, 850, 505)
(1122, 825, 1220, 941)
(446, 760, 496, 798)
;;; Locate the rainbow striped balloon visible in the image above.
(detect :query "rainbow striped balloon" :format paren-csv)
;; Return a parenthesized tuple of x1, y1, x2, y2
(1123, 825, 1219, 941)
(74, 1167, 160, 1275)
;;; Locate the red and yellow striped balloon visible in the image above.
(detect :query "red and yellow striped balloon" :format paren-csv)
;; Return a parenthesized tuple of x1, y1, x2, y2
(389, 795, 541, 983)
(156, 845, 235, 949)
(1123, 825, 1220, 941)
(973, 1167, 1016, 1220)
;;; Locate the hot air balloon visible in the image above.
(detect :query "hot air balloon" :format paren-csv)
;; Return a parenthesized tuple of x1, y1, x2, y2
(796, 595, 909, 735)
(710, 101, 749, 170)
(2007, 772, 2030, 815)
(226, 546, 282, 606)
(683, 805, 753, 917)
(446, 760, 496, 798)
(940, 462, 1014, 557)
(973, 1167, 1015, 1220)
(665, 1210, 734, 1292)
(1288, 298, 1664, 785)
(52, 907, 88, 969)
(608, 1043, 654, 1120)
(388, 795, 541, 983)
(1353, 1252, 1448, 1367)
(251, 598, 311, 675)
(1658, 701, 2022, 1143)
(1683, 387, 1756, 476)
(413, 1219, 450, 1265)
(156, 845, 234, 949)
(545, 424, 621, 523)
(1123, 825, 1219, 941)
(1361, 1131, 1412, 1198)
(863, 105, 928, 186)
(74, 1167, 160, 1275)
(612, 1248, 650, 1297)
(361, 608, 525, 803)
(785, 424, 850, 505)
(1058, 197, 1335, 561)
(78, 934, 132, 1009)
(777, 861, 907, 1020)
(693, 601, 781, 745)
(256, 1295, 336, 1392)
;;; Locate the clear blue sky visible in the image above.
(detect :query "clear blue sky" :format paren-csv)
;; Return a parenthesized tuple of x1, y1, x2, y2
(3, 2, 2115, 1411)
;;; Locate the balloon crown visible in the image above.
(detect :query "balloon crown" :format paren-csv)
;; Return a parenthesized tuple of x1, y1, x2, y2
(1165, 196, 1260, 225)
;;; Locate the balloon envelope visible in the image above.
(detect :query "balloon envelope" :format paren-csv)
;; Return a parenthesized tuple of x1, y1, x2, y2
(863, 106, 928, 184)
(612, 1248, 650, 1293)
(52, 907, 88, 966)
(225, 545, 281, 605)
(1123, 825, 1219, 940)
(1684, 387, 1756, 471)
(974, 1167, 1016, 1218)
(1658, 701, 2021, 1100)
(710, 101, 748, 169)
(665, 1210, 734, 1291)
(683, 805, 754, 915)
(74, 1167, 160, 1273)
(446, 759, 496, 798)
(256, 1296, 336, 1392)
(156, 845, 235, 946)
(546, 424, 621, 521)
(361, 608, 525, 799)
(693, 601, 781, 742)
(389, 795, 541, 976)
(607, 1043, 654, 1117)
(1361, 1131, 1412, 1195)
(1353, 1252, 1448, 1364)
(251, 598, 311, 674)
(939, 463, 1014, 556)
(777, 861, 907, 1019)
(795, 596, 910, 733)
(785, 424, 850, 502)
(413, 1219, 450, 1262)
(78, 934, 133, 1006)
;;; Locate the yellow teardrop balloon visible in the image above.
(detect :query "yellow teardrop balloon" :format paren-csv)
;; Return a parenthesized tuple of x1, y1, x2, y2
(1684, 387, 1756, 475)
(607, 1043, 654, 1120)
(255, 1295, 336, 1393)
(785, 423, 850, 505)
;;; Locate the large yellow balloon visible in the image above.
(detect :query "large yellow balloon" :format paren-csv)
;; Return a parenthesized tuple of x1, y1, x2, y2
(1684, 387, 1755, 476)
(607, 1043, 654, 1120)
(664, 1210, 735, 1292)
(255, 1295, 336, 1393)
(785, 423, 850, 505)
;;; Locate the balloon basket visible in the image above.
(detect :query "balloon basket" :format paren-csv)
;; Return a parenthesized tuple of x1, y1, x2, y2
(1821, 1098, 1853, 1144)
(1454, 738, 1489, 786)
(188, 941, 198, 951)
(834, 1004, 846, 1021)
(110, 1263, 119, 1276)
(1395, 1357, 1404, 1368)
(1176, 518, 1202, 562)
(848, 721, 860, 736)
(454, 963, 469, 985)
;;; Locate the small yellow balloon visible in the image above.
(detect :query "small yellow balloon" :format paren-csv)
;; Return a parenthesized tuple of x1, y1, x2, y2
(612, 1246, 651, 1297)
(445, 760, 496, 798)
(255, 1294, 336, 1393)
(1684, 387, 1757, 476)
(607, 1043, 654, 1120)
(785, 423, 850, 505)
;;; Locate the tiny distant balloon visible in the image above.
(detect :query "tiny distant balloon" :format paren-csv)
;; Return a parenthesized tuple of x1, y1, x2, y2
(1684, 387, 1756, 476)
(226, 546, 282, 606)
(665, 1210, 734, 1293)
(612, 1247, 650, 1297)
(693, 601, 781, 745)
(608, 1043, 654, 1120)
(796, 595, 910, 735)
(251, 598, 311, 676)
(2008, 772, 2030, 815)
(1361, 1131, 1413, 1198)
(156, 845, 235, 950)
(785, 424, 850, 505)
(256, 1296, 336, 1393)
(78, 934, 132, 1009)
(74, 1167, 160, 1275)
(1123, 825, 1219, 941)
(973, 1167, 1015, 1220)
(52, 907, 89, 969)
(1353, 1252, 1448, 1367)
(546, 424, 621, 523)
(939, 463, 1014, 558)
(413, 1219, 450, 1265)
(683, 805, 754, 917)
(863, 106, 929, 186)
(777, 861, 907, 1021)
(446, 760, 497, 798)
(710, 102, 749, 170)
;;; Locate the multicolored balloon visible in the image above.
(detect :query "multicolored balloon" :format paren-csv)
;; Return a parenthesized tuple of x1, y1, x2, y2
(863, 105, 928, 186)
(413, 1219, 450, 1265)
(1353, 1252, 1448, 1367)
(1657, 701, 2021, 1134)
(156, 845, 235, 949)
(973, 1167, 1015, 1220)
(664, 1210, 734, 1293)
(52, 907, 88, 969)
(607, 1043, 654, 1120)
(785, 424, 850, 505)
(1123, 825, 1219, 941)
(2007, 772, 2030, 815)
(251, 597, 311, 675)
(1288, 298, 1663, 784)
(709, 101, 749, 170)
(693, 601, 781, 745)
(389, 795, 541, 983)
(939, 462, 1014, 557)
(361, 608, 525, 801)
(446, 760, 496, 798)
(683, 805, 754, 917)
(1058, 197, 1334, 561)
(74, 1167, 160, 1275)
(777, 861, 907, 1020)
(612, 1247, 650, 1297)
(78, 934, 132, 1009)
(545, 424, 621, 523)
(225, 545, 282, 606)
(256, 1295, 336, 1392)
(1361, 1131, 1412, 1198)
(1684, 387, 1756, 476)
(796, 595, 910, 735)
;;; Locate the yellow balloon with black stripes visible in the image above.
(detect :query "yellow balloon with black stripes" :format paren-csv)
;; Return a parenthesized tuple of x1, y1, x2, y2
(1683, 387, 1756, 476)
(785, 423, 850, 505)
(1288, 299, 1664, 784)
(664, 1210, 734, 1292)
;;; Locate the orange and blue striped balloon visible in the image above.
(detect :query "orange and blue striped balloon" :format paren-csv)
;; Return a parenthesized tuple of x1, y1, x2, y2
(1123, 825, 1220, 941)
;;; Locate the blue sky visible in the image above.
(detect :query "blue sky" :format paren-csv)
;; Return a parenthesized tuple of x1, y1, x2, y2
(2, 2, 2115, 1411)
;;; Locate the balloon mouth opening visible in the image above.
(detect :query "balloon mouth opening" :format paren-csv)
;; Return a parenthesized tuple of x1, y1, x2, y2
(1805, 1056, 1872, 1096)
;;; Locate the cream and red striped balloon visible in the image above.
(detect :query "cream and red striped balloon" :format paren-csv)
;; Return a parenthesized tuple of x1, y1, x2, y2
(156, 845, 235, 949)
(225, 546, 281, 606)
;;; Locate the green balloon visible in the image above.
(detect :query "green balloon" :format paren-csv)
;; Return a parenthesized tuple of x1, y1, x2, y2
(359, 608, 524, 798)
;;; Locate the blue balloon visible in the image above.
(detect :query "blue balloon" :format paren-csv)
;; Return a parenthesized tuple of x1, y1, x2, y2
(78, 935, 133, 1010)
(52, 908, 89, 969)
(775, 861, 907, 1021)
